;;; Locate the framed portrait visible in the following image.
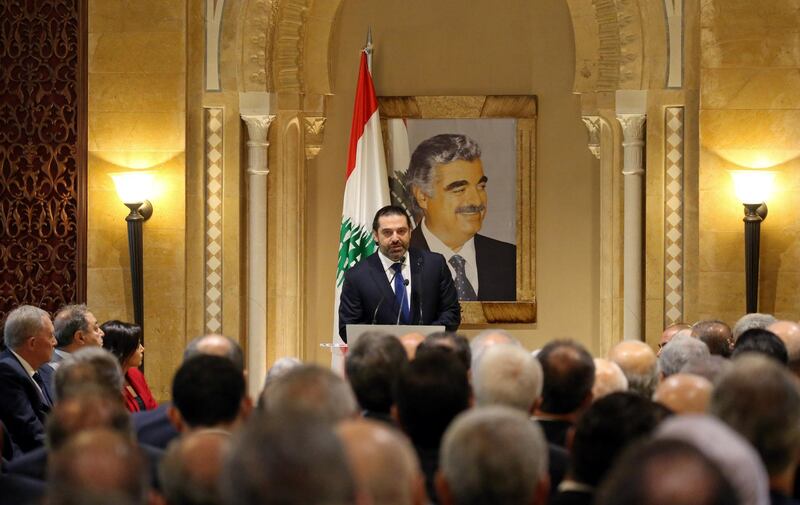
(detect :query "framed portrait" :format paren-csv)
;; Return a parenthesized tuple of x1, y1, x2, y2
(378, 95, 537, 324)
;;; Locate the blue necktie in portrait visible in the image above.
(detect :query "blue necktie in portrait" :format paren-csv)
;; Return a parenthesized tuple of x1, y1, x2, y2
(391, 262, 410, 323)
(449, 254, 477, 301)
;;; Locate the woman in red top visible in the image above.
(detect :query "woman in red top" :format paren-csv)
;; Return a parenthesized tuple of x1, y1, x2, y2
(100, 320, 157, 412)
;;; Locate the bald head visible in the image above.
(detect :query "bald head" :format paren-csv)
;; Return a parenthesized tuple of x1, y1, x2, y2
(337, 419, 423, 505)
(592, 358, 628, 400)
(608, 341, 659, 398)
(768, 321, 800, 372)
(653, 373, 713, 414)
(659, 323, 691, 355)
(161, 430, 231, 505)
(692, 320, 733, 357)
(470, 330, 520, 369)
(184, 334, 244, 372)
(399, 332, 425, 359)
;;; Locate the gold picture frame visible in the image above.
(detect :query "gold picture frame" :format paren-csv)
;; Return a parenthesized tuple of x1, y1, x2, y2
(378, 95, 537, 324)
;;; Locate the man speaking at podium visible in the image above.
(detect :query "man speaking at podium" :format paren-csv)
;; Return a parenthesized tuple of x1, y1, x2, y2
(338, 205, 461, 342)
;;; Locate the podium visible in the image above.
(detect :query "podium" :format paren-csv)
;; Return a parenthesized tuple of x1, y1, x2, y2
(321, 324, 446, 353)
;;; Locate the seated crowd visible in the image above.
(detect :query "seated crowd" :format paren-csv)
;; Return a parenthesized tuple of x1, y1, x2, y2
(2, 303, 800, 505)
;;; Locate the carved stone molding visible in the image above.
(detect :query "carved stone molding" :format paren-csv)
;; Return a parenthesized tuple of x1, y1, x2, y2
(581, 115, 602, 159)
(274, 0, 310, 93)
(616, 0, 644, 88)
(304, 115, 326, 160)
(593, 0, 622, 90)
(241, 0, 274, 90)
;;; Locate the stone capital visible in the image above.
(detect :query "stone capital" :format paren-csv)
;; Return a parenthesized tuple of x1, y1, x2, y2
(581, 115, 602, 159)
(241, 114, 276, 145)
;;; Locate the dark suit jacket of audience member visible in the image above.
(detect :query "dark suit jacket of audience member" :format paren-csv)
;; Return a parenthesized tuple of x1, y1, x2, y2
(132, 403, 179, 450)
(6, 443, 165, 490)
(550, 489, 594, 505)
(0, 349, 51, 457)
(409, 227, 516, 301)
(537, 418, 572, 448)
(547, 443, 569, 501)
(414, 445, 440, 504)
(0, 473, 44, 505)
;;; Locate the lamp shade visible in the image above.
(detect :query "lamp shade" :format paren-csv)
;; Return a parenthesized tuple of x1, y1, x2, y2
(110, 171, 155, 205)
(729, 170, 776, 205)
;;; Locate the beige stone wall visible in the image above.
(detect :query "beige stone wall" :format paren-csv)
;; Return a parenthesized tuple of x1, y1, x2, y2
(87, 0, 186, 400)
(698, 0, 800, 324)
(306, 0, 599, 361)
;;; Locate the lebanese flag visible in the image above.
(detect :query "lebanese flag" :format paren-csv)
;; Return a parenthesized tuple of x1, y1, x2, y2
(331, 50, 389, 369)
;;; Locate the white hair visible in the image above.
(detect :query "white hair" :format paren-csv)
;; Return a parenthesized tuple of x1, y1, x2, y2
(658, 333, 709, 377)
(3, 305, 49, 350)
(473, 344, 543, 412)
(732, 313, 776, 342)
(469, 329, 520, 370)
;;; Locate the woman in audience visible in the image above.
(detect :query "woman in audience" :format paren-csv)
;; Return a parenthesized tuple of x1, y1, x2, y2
(100, 320, 157, 412)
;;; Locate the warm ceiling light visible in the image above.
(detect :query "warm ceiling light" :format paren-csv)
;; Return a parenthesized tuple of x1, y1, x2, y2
(110, 171, 156, 205)
(729, 170, 776, 205)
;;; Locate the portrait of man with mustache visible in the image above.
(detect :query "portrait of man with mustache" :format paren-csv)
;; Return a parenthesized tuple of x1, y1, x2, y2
(404, 133, 516, 301)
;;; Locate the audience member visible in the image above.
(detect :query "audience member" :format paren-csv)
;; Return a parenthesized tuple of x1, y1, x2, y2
(437, 406, 549, 505)
(259, 364, 357, 425)
(183, 334, 244, 373)
(659, 322, 691, 355)
(469, 329, 520, 370)
(337, 418, 425, 505)
(710, 355, 800, 504)
(591, 358, 628, 399)
(418, 332, 471, 371)
(222, 413, 357, 505)
(345, 332, 408, 425)
(169, 355, 251, 433)
(653, 373, 713, 414)
(608, 340, 660, 398)
(596, 438, 738, 505)
(731, 328, 788, 364)
(160, 430, 231, 505)
(394, 348, 470, 503)
(534, 339, 595, 447)
(101, 320, 157, 413)
(53, 346, 124, 402)
(0, 419, 44, 505)
(49, 304, 105, 368)
(655, 415, 770, 505)
(552, 392, 671, 505)
(398, 332, 425, 359)
(679, 354, 732, 384)
(732, 312, 777, 342)
(658, 332, 710, 377)
(692, 319, 733, 357)
(768, 320, 800, 375)
(47, 428, 149, 505)
(0, 305, 56, 456)
(262, 356, 302, 391)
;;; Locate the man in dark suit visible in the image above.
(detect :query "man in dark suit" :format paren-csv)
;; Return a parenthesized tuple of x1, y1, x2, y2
(404, 133, 516, 301)
(338, 205, 460, 342)
(0, 305, 56, 457)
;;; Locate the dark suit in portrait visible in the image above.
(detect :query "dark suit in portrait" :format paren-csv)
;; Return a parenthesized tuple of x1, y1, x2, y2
(410, 227, 516, 301)
(0, 350, 51, 457)
(338, 248, 461, 341)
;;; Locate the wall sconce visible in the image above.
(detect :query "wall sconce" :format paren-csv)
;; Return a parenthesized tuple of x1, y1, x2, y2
(110, 171, 155, 331)
(730, 170, 776, 313)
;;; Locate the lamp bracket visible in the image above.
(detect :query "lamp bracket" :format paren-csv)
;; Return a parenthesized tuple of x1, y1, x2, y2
(743, 202, 768, 222)
(124, 200, 153, 222)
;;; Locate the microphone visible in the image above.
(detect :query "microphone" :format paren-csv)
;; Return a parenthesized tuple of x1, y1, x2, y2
(395, 278, 410, 325)
(375, 259, 404, 325)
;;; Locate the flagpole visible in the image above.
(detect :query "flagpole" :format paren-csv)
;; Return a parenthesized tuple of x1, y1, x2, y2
(364, 27, 373, 73)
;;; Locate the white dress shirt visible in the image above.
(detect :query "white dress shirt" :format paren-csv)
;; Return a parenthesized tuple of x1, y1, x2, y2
(10, 349, 45, 398)
(420, 219, 479, 293)
(377, 250, 412, 307)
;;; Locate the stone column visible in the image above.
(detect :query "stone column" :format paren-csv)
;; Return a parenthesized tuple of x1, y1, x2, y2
(241, 114, 275, 400)
(617, 114, 646, 340)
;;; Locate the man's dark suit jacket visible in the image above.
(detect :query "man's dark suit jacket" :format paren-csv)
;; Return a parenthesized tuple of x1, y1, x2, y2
(0, 473, 44, 505)
(132, 403, 180, 450)
(0, 350, 50, 457)
(338, 248, 460, 342)
(410, 227, 516, 301)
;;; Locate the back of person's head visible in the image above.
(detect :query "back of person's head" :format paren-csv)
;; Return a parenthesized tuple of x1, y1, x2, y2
(731, 328, 788, 364)
(54, 346, 124, 401)
(54, 304, 91, 348)
(395, 347, 470, 448)
(438, 406, 549, 505)
(692, 320, 733, 357)
(222, 413, 356, 505)
(469, 329, 520, 370)
(571, 392, 671, 487)
(608, 340, 660, 397)
(100, 320, 141, 366)
(3, 304, 49, 350)
(183, 334, 244, 373)
(655, 414, 770, 505)
(536, 339, 595, 414)
(732, 313, 776, 342)
(768, 320, 800, 374)
(658, 333, 710, 377)
(171, 355, 247, 430)
(160, 430, 231, 505)
(596, 438, 738, 505)
(345, 333, 408, 414)
(260, 364, 357, 425)
(418, 332, 471, 371)
(710, 354, 800, 476)
(472, 344, 542, 412)
(48, 428, 148, 505)
(46, 390, 133, 452)
(337, 418, 424, 505)
(591, 358, 628, 399)
(653, 373, 714, 414)
(679, 355, 732, 384)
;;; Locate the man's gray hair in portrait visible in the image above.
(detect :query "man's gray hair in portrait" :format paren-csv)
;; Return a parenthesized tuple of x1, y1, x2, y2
(404, 133, 482, 215)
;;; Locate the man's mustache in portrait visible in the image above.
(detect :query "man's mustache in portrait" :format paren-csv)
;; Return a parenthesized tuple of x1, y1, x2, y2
(455, 204, 486, 214)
